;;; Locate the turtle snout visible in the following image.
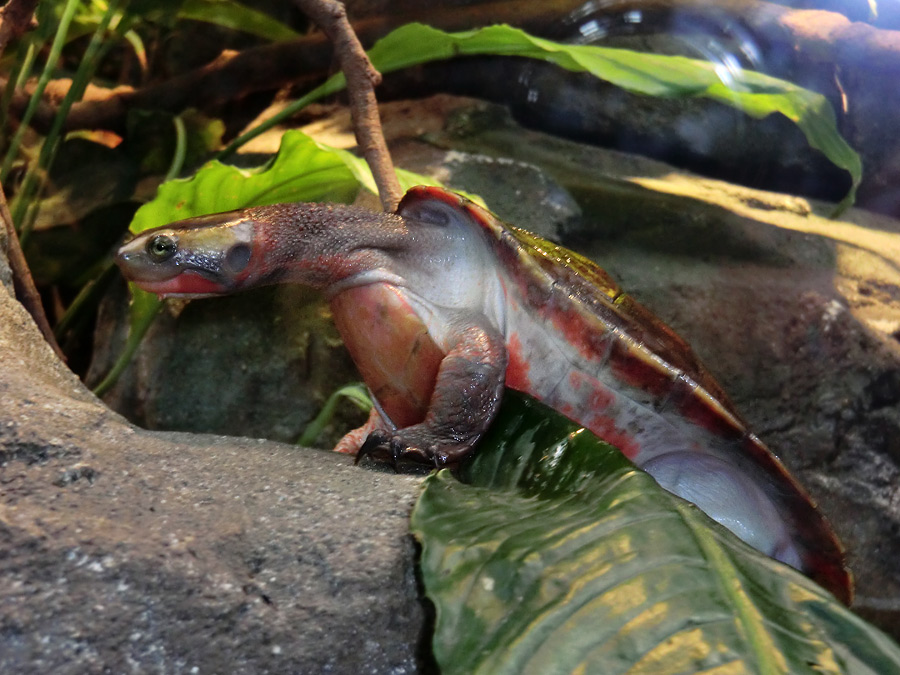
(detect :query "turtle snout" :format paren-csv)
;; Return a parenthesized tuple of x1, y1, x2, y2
(115, 234, 179, 282)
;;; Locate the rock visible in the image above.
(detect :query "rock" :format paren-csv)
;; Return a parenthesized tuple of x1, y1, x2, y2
(0, 283, 427, 673)
(88, 280, 365, 446)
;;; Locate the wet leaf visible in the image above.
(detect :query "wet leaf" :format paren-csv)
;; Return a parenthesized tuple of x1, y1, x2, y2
(178, 0, 299, 41)
(411, 391, 900, 674)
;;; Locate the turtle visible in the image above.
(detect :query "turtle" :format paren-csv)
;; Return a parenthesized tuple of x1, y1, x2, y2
(115, 185, 851, 602)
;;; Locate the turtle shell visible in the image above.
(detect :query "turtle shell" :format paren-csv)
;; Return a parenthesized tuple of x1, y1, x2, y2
(398, 185, 851, 604)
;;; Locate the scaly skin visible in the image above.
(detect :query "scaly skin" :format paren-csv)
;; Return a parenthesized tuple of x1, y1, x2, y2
(116, 186, 851, 603)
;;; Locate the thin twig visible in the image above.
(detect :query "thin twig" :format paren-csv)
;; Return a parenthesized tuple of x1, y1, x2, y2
(0, 0, 64, 360)
(294, 0, 402, 211)
(0, 182, 64, 359)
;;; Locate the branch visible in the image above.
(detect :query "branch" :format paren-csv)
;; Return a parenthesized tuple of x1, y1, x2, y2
(0, 0, 37, 55)
(294, 0, 401, 211)
(0, 0, 64, 360)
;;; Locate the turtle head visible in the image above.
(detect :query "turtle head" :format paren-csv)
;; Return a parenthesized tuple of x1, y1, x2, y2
(116, 202, 411, 299)
(116, 210, 261, 298)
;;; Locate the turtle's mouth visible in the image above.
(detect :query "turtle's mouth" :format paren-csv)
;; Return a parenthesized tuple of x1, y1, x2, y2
(127, 271, 230, 299)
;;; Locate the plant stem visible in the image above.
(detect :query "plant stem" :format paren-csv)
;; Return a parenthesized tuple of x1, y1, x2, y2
(93, 296, 162, 397)
(54, 261, 117, 340)
(0, 170, 64, 359)
(0, 0, 63, 360)
(297, 382, 371, 447)
(12, 0, 122, 245)
(0, 0, 79, 186)
(165, 114, 187, 181)
(293, 0, 401, 211)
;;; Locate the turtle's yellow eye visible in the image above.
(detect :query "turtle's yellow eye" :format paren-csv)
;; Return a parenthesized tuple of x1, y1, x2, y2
(147, 234, 177, 261)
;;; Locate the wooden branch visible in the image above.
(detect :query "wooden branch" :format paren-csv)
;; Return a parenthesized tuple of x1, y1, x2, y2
(294, 0, 402, 212)
(0, 184, 64, 360)
(0, 0, 65, 361)
(0, 0, 38, 55)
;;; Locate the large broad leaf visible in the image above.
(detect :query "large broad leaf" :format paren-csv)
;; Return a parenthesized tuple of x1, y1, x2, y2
(411, 391, 900, 674)
(227, 22, 861, 214)
(130, 130, 362, 234)
(178, 0, 299, 41)
(373, 24, 861, 214)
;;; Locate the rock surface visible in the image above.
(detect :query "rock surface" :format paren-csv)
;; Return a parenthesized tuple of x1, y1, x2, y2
(88, 281, 365, 446)
(0, 282, 427, 673)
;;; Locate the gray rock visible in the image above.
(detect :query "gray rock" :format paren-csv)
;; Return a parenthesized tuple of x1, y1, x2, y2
(0, 284, 427, 674)
(88, 281, 365, 447)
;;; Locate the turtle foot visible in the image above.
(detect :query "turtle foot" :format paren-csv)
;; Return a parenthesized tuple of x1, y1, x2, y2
(354, 427, 474, 469)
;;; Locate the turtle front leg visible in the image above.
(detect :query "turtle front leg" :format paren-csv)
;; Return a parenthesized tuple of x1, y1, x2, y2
(333, 406, 391, 455)
(356, 322, 508, 467)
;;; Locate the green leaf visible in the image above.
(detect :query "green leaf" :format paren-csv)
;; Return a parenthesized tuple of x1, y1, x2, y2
(411, 391, 900, 674)
(297, 382, 372, 447)
(130, 130, 362, 233)
(371, 23, 860, 214)
(178, 0, 299, 41)
(230, 23, 860, 213)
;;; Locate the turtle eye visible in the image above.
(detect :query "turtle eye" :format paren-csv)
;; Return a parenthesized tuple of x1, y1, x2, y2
(146, 234, 177, 261)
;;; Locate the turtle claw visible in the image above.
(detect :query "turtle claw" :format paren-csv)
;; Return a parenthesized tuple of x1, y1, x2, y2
(354, 427, 471, 469)
(354, 429, 402, 469)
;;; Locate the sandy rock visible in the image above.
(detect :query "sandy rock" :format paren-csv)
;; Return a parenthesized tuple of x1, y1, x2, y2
(0, 284, 426, 674)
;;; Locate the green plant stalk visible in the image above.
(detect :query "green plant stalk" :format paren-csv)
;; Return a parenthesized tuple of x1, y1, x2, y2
(165, 114, 188, 181)
(297, 382, 372, 447)
(122, 28, 148, 81)
(0, 0, 81, 186)
(217, 75, 346, 160)
(13, 40, 40, 90)
(0, 39, 40, 152)
(54, 260, 117, 340)
(92, 295, 162, 397)
(12, 0, 122, 245)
